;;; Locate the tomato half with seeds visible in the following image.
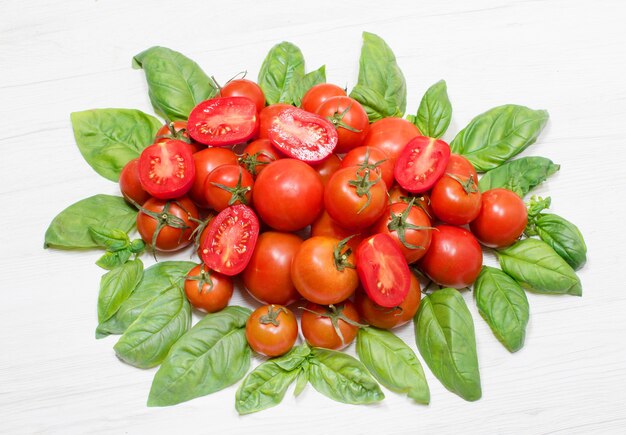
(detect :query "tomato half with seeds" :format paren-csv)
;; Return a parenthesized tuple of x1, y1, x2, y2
(189, 147, 238, 208)
(119, 158, 151, 205)
(316, 96, 369, 153)
(204, 164, 254, 212)
(183, 264, 233, 313)
(300, 301, 360, 350)
(301, 83, 347, 113)
(219, 79, 265, 113)
(187, 97, 259, 146)
(362, 117, 421, 165)
(136, 197, 199, 252)
(341, 146, 393, 188)
(246, 305, 298, 357)
(356, 233, 411, 307)
(470, 188, 528, 248)
(200, 204, 259, 276)
(431, 173, 482, 225)
(240, 138, 282, 176)
(138, 139, 195, 200)
(394, 136, 451, 194)
(268, 107, 338, 163)
(258, 103, 292, 139)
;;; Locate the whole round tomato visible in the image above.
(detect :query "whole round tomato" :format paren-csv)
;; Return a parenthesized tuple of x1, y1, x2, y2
(258, 103, 292, 139)
(240, 138, 282, 176)
(310, 153, 342, 187)
(300, 83, 347, 113)
(183, 264, 233, 313)
(246, 304, 298, 357)
(291, 236, 359, 305)
(341, 146, 393, 188)
(362, 117, 421, 165)
(387, 185, 434, 220)
(430, 173, 482, 225)
(189, 147, 238, 208)
(119, 158, 151, 205)
(470, 188, 528, 248)
(300, 301, 360, 350)
(446, 154, 478, 180)
(419, 225, 483, 288)
(242, 231, 303, 306)
(204, 164, 254, 211)
(136, 197, 199, 252)
(310, 209, 367, 251)
(219, 79, 265, 113)
(253, 159, 324, 231)
(155, 121, 203, 153)
(316, 96, 369, 153)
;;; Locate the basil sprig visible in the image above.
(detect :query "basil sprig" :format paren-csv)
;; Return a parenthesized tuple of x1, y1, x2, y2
(89, 226, 144, 270)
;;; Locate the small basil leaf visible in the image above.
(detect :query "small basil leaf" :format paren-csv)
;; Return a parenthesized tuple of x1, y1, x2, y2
(97, 259, 143, 323)
(415, 288, 481, 401)
(450, 105, 549, 172)
(349, 32, 407, 121)
(148, 306, 251, 407)
(307, 347, 384, 405)
(44, 195, 136, 250)
(288, 65, 326, 107)
(96, 250, 132, 270)
(533, 214, 587, 270)
(497, 238, 582, 296)
(274, 345, 311, 371)
(258, 42, 305, 105)
(478, 157, 560, 196)
(474, 266, 529, 352)
(294, 364, 309, 397)
(89, 226, 130, 251)
(412, 80, 452, 138)
(133, 46, 217, 121)
(357, 328, 429, 404)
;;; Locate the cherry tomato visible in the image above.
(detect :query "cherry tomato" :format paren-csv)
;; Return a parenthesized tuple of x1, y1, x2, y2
(310, 209, 367, 251)
(119, 158, 150, 205)
(189, 148, 238, 208)
(300, 83, 347, 113)
(188, 97, 259, 146)
(362, 117, 421, 165)
(430, 173, 482, 225)
(419, 225, 483, 288)
(240, 138, 282, 176)
(300, 301, 360, 350)
(242, 231, 303, 306)
(470, 188, 528, 248)
(258, 103, 292, 139)
(268, 107, 338, 163)
(316, 96, 369, 153)
(138, 139, 195, 200)
(246, 305, 298, 357)
(253, 159, 324, 231)
(183, 264, 233, 313)
(341, 146, 393, 188)
(200, 204, 259, 276)
(387, 185, 434, 220)
(446, 154, 478, 180)
(394, 136, 451, 194)
(291, 236, 359, 305)
(310, 153, 341, 187)
(356, 233, 412, 307)
(219, 79, 265, 113)
(136, 197, 199, 252)
(155, 121, 204, 154)
(204, 164, 254, 212)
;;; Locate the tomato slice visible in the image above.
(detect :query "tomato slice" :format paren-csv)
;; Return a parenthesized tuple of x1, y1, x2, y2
(138, 139, 195, 199)
(200, 204, 260, 276)
(268, 107, 338, 163)
(356, 233, 411, 307)
(187, 97, 259, 146)
(394, 136, 451, 193)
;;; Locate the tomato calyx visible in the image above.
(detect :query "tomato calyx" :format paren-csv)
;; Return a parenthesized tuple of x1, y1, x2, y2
(354, 147, 388, 174)
(446, 173, 479, 194)
(238, 151, 274, 176)
(348, 169, 380, 213)
(209, 168, 252, 206)
(387, 198, 434, 250)
(259, 304, 287, 326)
(325, 103, 362, 133)
(155, 122, 191, 144)
(185, 264, 215, 293)
(190, 215, 213, 253)
(333, 236, 357, 271)
(299, 304, 366, 347)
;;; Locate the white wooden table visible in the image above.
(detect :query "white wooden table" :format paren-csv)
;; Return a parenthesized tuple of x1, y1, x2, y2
(2, 0, 625, 433)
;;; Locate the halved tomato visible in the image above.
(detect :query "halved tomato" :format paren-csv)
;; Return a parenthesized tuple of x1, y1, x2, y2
(200, 204, 260, 276)
(138, 139, 195, 199)
(187, 97, 259, 146)
(356, 233, 411, 307)
(394, 136, 451, 193)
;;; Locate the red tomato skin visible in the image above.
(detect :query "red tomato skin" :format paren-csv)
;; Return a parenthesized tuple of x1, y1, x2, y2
(341, 146, 394, 189)
(258, 103, 292, 139)
(310, 153, 342, 187)
(470, 188, 528, 248)
(204, 164, 254, 212)
(136, 197, 199, 252)
(301, 83, 347, 113)
(119, 158, 151, 205)
(446, 154, 479, 180)
(189, 148, 239, 208)
(430, 175, 482, 225)
(362, 117, 421, 165)
(155, 121, 204, 154)
(419, 225, 483, 288)
(219, 79, 265, 113)
(187, 97, 259, 146)
(246, 305, 298, 357)
(316, 96, 369, 154)
(241, 138, 283, 176)
(184, 264, 233, 313)
(138, 140, 195, 200)
(300, 301, 360, 350)
(394, 136, 451, 194)
(310, 209, 368, 251)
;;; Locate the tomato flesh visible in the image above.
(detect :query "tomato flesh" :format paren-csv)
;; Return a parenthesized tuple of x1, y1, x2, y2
(187, 97, 259, 146)
(138, 139, 195, 199)
(394, 136, 451, 194)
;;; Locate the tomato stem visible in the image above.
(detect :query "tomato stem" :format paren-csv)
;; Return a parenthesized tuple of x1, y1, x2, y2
(259, 304, 287, 326)
(387, 198, 435, 250)
(349, 169, 380, 214)
(185, 264, 215, 293)
(238, 151, 274, 176)
(446, 173, 479, 194)
(299, 304, 366, 347)
(333, 236, 356, 271)
(210, 168, 251, 206)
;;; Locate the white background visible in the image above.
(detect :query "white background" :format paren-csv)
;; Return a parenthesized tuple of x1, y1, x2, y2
(2, 0, 626, 433)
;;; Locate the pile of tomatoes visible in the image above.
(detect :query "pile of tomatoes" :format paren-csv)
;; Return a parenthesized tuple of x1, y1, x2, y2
(119, 78, 529, 358)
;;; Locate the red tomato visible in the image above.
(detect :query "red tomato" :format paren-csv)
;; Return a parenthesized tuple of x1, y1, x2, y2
(268, 107, 338, 163)
(470, 188, 528, 248)
(310, 153, 342, 187)
(219, 79, 265, 113)
(253, 159, 324, 231)
(446, 154, 478, 180)
(258, 103, 292, 139)
(291, 236, 359, 305)
(300, 83, 347, 113)
(387, 185, 434, 219)
(419, 225, 483, 288)
(183, 264, 233, 313)
(189, 148, 238, 208)
(430, 173, 482, 225)
(316, 96, 369, 153)
(240, 138, 282, 176)
(356, 233, 412, 307)
(242, 231, 303, 306)
(324, 167, 387, 230)
(187, 97, 259, 146)
(136, 197, 199, 252)
(138, 139, 195, 200)
(119, 158, 150, 205)
(204, 164, 254, 212)
(341, 146, 393, 188)
(394, 136, 451, 194)
(362, 117, 421, 165)
(300, 301, 360, 350)
(246, 305, 298, 357)
(310, 209, 367, 251)
(155, 121, 203, 153)
(200, 204, 259, 276)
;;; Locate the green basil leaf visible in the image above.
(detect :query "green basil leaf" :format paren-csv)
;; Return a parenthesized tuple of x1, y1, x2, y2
(478, 157, 560, 196)
(258, 42, 305, 105)
(349, 32, 407, 122)
(450, 105, 549, 172)
(415, 288, 481, 401)
(307, 347, 384, 405)
(133, 46, 217, 121)
(70, 109, 161, 181)
(533, 214, 587, 270)
(412, 80, 452, 138)
(497, 238, 582, 296)
(89, 226, 130, 251)
(114, 283, 190, 369)
(235, 345, 309, 415)
(288, 65, 326, 107)
(357, 328, 429, 404)
(294, 362, 309, 397)
(148, 306, 251, 407)
(95, 249, 132, 270)
(96, 261, 194, 338)
(474, 266, 529, 352)
(97, 259, 143, 324)
(44, 195, 136, 250)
